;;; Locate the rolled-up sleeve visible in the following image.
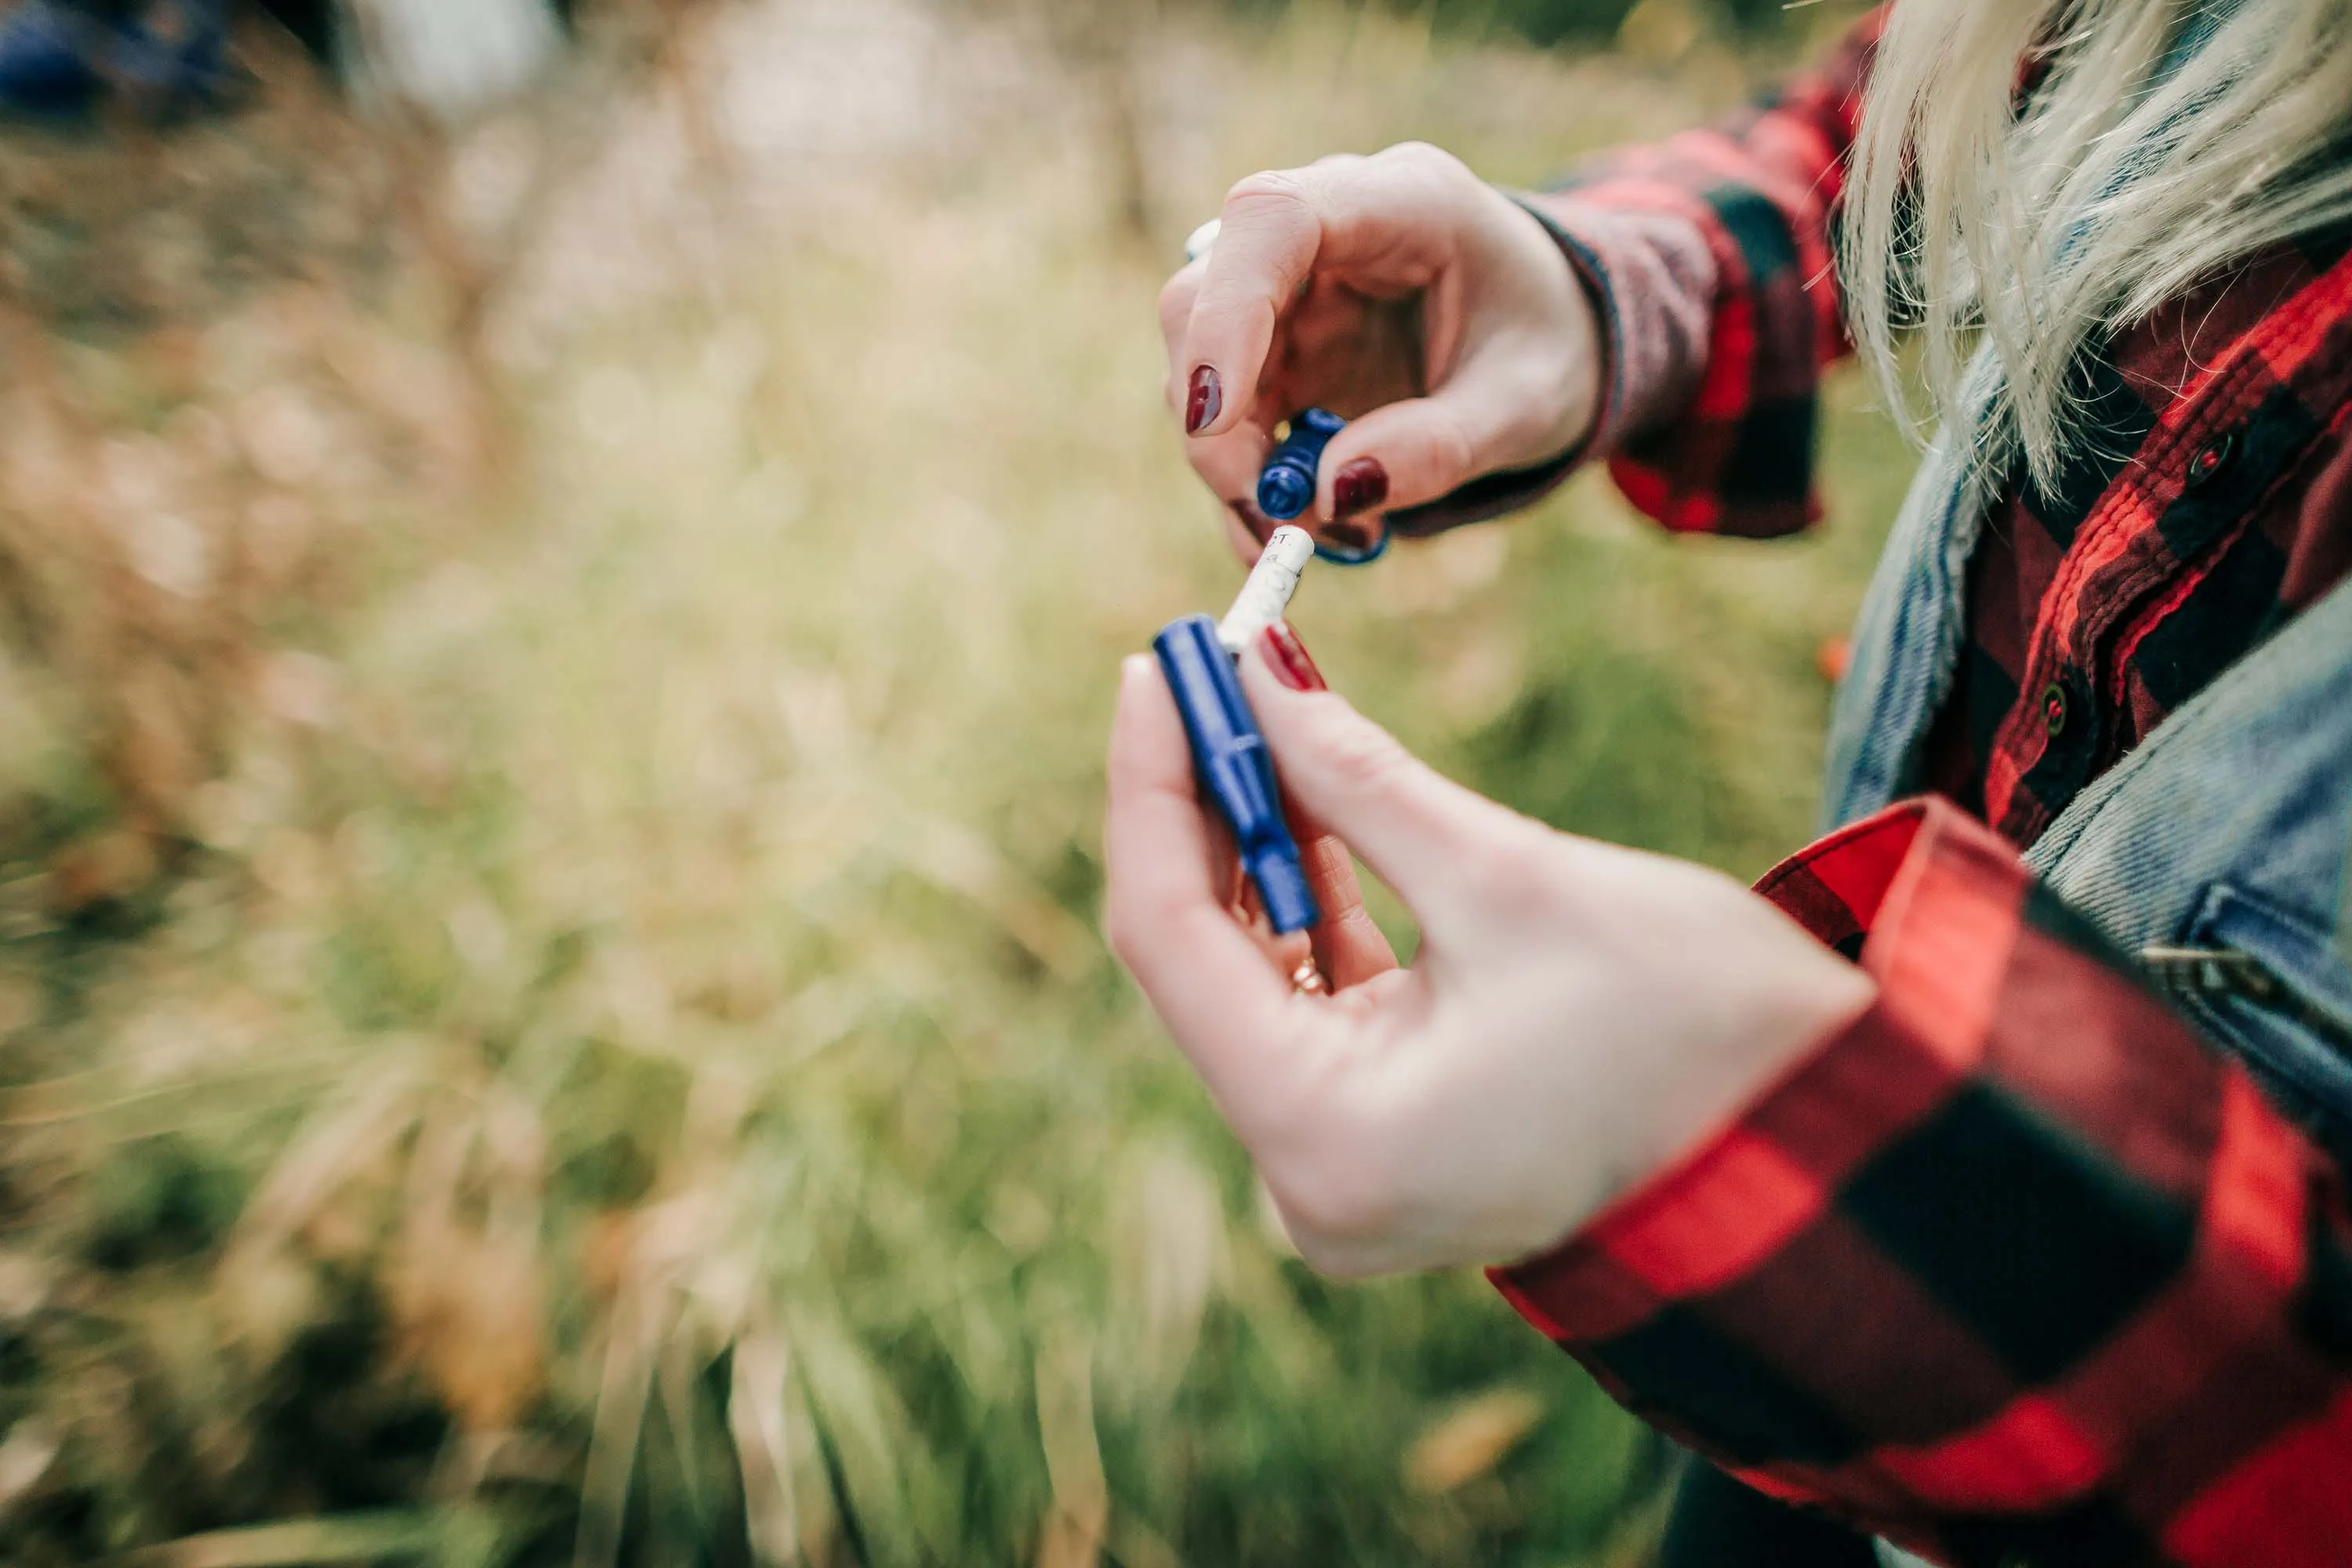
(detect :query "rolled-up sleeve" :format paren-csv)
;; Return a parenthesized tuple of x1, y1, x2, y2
(1490, 799, 2352, 1567)
(1394, 11, 1880, 541)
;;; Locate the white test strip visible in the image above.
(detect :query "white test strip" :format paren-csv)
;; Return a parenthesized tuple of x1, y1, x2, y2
(1217, 525, 1316, 653)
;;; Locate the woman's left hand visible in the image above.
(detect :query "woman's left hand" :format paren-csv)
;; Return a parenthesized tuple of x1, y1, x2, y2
(1104, 633, 1877, 1276)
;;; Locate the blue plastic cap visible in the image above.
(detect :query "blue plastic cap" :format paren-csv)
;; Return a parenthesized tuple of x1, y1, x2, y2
(1255, 407, 1347, 524)
(1257, 463, 1316, 521)
(1151, 614, 1323, 937)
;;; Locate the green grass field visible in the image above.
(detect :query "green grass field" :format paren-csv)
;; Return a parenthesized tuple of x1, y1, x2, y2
(0, 3, 1903, 1563)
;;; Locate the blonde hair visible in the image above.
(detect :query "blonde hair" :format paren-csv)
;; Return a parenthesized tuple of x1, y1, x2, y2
(1843, 0, 2352, 492)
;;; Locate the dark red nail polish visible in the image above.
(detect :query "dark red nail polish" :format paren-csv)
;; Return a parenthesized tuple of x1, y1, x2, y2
(1259, 622, 1327, 693)
(1331, 457, 1388, 518)
(1230, 498, 1275, 544)
(1185, 366, 1222, 434)
(1319, 518, 1375, 554)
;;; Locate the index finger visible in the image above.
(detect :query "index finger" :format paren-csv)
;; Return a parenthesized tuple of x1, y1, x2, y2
(1104, 655, 1335, 1134)
(1181, 172, 1323, 438)
(1182, 153, 1457, 441)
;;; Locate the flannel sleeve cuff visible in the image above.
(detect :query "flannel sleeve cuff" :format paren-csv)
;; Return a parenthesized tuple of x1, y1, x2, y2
(1404, 10, 1878, 543)
(1406, 165, 1831, 540)
(1387, 191, 1720, 541)
(1490, 797, 2352, 1561)
(1386, 189, 1727, 541)
(1518, 192, 1718, 457)
(1487, 799, 1936, 1356)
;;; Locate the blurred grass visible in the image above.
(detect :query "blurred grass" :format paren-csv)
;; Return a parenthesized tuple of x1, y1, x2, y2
(0, 1, 1900, 1563)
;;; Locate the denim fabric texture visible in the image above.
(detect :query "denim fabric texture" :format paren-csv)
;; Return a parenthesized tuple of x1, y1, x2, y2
(1818, 350, 2005, 836)
(1822, 358, 2352, 1145)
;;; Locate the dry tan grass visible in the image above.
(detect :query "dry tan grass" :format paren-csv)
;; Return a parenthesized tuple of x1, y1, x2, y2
(0, 2, 1892, 1563)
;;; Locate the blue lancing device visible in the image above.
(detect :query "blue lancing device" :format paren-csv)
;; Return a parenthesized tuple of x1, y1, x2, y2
(1255, 408, 1345, 521)
(1152, 612, 1319, 937)
(1182, 214, 1377, 565)
(1255, 407, 1387, 566)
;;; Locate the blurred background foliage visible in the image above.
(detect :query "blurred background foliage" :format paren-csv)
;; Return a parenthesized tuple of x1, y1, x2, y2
(1234, 0, 1806, 46)
(0, 0, 1891, 1563)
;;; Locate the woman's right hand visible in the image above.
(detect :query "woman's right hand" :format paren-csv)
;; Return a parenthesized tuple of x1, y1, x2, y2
(1104, 635, 1875, 1276)
(1163, 142, 1604, 561)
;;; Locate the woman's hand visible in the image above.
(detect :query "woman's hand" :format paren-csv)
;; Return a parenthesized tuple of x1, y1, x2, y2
(1163, 143, 1603, 561)
(1104, 635, 1875, 1277)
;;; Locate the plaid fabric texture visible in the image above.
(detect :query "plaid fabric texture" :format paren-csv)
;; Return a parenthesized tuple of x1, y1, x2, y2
(1494, 802, 2352, 1566)
(1534, 2, 2352, 847)
(1523, 12, 1882, 538)
(1484, 9, 2352, 1563)
(1922, 232, 2352, 843)
(1405, 13, 1879, 539)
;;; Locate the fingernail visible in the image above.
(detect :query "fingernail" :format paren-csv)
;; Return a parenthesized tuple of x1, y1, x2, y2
(1331, 457, 1388, 518)
(1230, 498, 1276, 545)
(1258, 622, 1327, 693)
(1319, 517, 1378, 556)
(1186, 366, 1222, 434)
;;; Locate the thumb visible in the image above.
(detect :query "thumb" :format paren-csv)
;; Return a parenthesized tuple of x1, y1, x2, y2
(1306, 290, 1605, 529)
(1237, 637, 1526, 924)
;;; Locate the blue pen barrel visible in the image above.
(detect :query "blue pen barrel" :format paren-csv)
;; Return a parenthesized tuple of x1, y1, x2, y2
(1152, 615, 1320, 936)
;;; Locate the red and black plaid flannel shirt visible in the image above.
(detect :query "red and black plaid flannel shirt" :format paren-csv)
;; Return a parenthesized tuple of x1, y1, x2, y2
(1481, 9, 2352, 1564)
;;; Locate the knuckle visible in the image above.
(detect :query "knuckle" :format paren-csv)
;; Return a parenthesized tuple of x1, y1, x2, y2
(1381, 140, 1466, 180)
(1225, 167, 1313, 211)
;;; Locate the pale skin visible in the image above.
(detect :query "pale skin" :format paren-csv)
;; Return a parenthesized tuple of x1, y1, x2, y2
(1160, 142, 1604, 559)
(1112, 146, 1877, 1276)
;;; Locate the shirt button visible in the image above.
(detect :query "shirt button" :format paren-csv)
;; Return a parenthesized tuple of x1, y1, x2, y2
(2186, 428, 2238, 490)
(2042, 681, 2070, 738)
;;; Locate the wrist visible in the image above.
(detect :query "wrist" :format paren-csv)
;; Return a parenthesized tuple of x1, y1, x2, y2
(1500, 191, 1610, 463)
(1607, 880, 1878, 1220)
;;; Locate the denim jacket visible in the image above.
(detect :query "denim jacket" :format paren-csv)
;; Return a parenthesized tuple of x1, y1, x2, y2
(1824, 349, 2352, 1167)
